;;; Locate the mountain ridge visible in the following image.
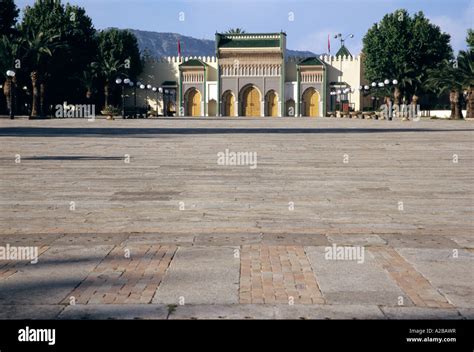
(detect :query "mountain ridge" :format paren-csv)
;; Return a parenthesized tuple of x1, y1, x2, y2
(127, 29, 318, 58)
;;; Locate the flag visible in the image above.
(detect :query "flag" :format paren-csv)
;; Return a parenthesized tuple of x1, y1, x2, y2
(328, 35, 331, 54)
(178, 40, 182, 59)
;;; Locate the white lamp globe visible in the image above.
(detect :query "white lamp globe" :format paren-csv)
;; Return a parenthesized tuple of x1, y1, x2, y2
(115, 78, 122, 84)
(124, 78, 130, 84)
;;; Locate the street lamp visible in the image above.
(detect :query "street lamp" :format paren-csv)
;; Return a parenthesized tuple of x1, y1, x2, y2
(115, 77, 127, 118)
(152, 87, 158, 116)
(164, 89, 170, 117)
(140, 84, 155, 118)
(334, 33, 354, 47)
(129, 81, 137, 118)
(158, 87, 165, 116)
(6, 70, 16, 119)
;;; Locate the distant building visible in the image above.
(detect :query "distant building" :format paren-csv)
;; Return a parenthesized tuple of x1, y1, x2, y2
(133, 32, 365, 117)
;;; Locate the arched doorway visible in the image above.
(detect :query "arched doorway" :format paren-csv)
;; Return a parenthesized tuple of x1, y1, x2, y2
(265, 90, 278, 117)
(185, 88, 201, 117)
(302, 88, 320, 117)
(241, 85, 261, 117)
(286, 99, 295, 117)
(222, 90, 235, 117)
(208, 99, 217, 117)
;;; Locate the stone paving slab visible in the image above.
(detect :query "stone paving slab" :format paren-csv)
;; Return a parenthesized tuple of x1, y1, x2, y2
(0, 233, 63, 246)
(194, 233, 262, 246)
(262, 233, 330, 246)
(0, 245, 112, 305)
(168, 304, 385, 320)
(380, 307, 463, 320)
(305, 246, 409, 306)
(396, 248, 474, 308)
(58, 304, 169, 320)
(52, 233, 130, 246)
(380, 234, 461, 249)
(458, 309, 474, 319)
(152, 246, 240, 305)
(0, 305, 65, 320)
(327, 234, 387, 246)
(123, 233, 195, 246)
(449, 234, 474, 249)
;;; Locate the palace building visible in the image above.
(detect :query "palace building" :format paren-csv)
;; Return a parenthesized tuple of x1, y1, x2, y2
(133, 32, 365, 117)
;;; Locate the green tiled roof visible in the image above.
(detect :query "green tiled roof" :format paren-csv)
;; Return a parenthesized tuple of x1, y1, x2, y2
(335, 45, 352, 57)
(180, 59, 206, 67)
(217, 33, 282, 49)
(298, 57, 325, 66)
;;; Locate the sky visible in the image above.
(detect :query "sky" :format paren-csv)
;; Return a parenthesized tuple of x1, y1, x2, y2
(16, 0, 474, 55)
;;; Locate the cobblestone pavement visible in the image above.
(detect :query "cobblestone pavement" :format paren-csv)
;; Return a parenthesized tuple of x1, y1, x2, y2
(0, 118, 472, 319)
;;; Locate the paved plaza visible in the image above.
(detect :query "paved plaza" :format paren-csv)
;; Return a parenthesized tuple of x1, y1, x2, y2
(0, 117, 473, 319)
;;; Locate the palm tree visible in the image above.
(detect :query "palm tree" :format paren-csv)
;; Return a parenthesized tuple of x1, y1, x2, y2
(98, 54, 124, 108)
(79, 62, 99, 101)
(22, 30, 61, 117)
(457, 49, 474, 119)
(426, 60, 464, 119)
(426, 49, 474, 120)
(0, 35, 21, 114)
(225, 28, 246, 34)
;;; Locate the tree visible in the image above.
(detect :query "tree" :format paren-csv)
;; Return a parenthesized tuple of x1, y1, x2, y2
(0, 34, 22, 113)
(426, 31, 474, 119)
(467, 29, 474, 52)
(19, 0, 97, 113)
(0, 0, 19, 37)
(458, 48, 474, 119)
(96, 28, 142, 108)
(426, 60, 463, 119)
(22, 30, 62, 117)
(362, 9, 453, 104)
(225, 28, 246, 34)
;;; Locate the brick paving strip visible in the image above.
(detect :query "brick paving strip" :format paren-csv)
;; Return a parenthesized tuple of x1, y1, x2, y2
(65, 245, 177, 304)
(370, 247, 453, 308)
(240, 245, 325, 305)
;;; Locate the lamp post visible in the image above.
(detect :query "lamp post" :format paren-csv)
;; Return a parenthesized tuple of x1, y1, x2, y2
(139, 84, 152, 118)
(334, 33, 355, 49)
(6, 70, 15, 119)
(164, 89, 170, 117)
(152, 87, 158, 116)
(158, 88, 164, 116)
(115, 78, 126, 118)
